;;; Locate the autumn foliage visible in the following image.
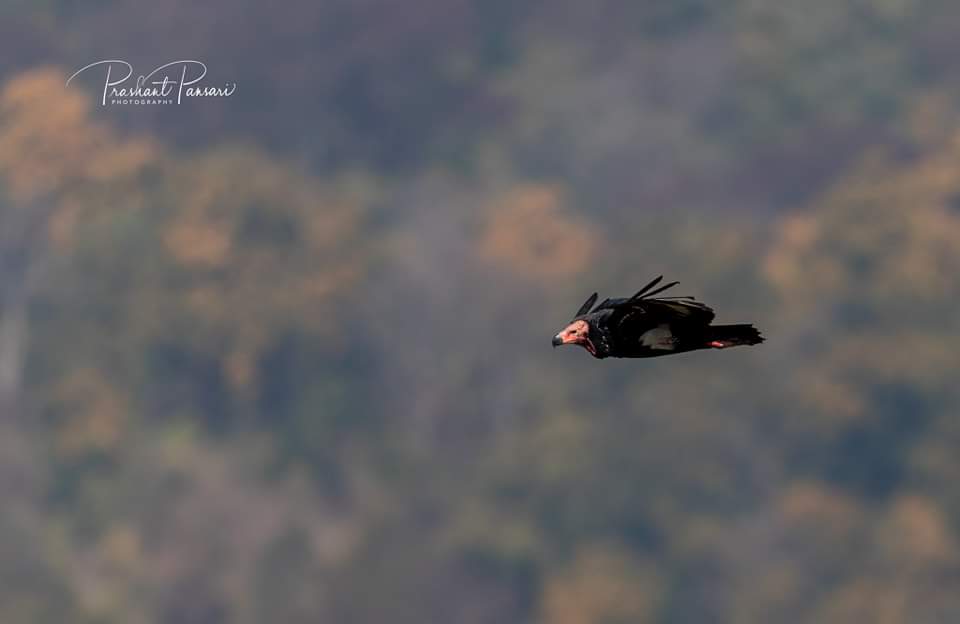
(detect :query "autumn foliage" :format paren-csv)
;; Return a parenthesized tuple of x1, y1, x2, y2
(3, 2, 960, 622)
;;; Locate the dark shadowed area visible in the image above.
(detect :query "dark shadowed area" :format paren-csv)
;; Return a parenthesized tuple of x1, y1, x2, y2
(2, 1, 960, 622)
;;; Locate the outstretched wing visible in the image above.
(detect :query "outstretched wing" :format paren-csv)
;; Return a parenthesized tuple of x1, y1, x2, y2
(597, 277, 715, 330)
(608, 297, 714, 328)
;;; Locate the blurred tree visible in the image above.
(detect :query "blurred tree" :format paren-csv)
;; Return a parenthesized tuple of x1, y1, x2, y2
(0, 67, 155, 414)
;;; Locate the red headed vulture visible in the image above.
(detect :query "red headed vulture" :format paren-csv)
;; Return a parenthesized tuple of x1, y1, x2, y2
(552, 276, 764, 359)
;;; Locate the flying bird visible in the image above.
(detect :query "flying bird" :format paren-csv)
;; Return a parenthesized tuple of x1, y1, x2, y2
(552, 276, 764, 359)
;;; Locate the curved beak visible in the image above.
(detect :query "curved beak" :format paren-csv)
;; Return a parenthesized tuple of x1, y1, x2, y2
(552, 334, 564, 348)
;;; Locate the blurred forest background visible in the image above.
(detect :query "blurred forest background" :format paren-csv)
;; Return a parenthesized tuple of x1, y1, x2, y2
(2, 1, 960, 623)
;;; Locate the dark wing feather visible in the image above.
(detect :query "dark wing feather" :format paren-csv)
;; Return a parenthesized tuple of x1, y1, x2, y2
(627, 276, 684, 302)
(594, 297, 714, 326)
(628, 275, 664, 301)
(637, 281, 680, 299)
(642, 298, 715, 324)
(573, 292, 599, 318)
(611, 278, 713, 323)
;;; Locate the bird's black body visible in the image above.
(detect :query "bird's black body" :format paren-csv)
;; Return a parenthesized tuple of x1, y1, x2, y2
(553, 276, 764, 359)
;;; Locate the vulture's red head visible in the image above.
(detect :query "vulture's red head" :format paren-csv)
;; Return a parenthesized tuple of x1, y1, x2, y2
(552, 319, 597, 356)
(553, 292, 600, 356)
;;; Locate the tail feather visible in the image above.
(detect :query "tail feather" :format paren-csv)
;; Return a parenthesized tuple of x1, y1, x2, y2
(706, 324, 764, 348)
